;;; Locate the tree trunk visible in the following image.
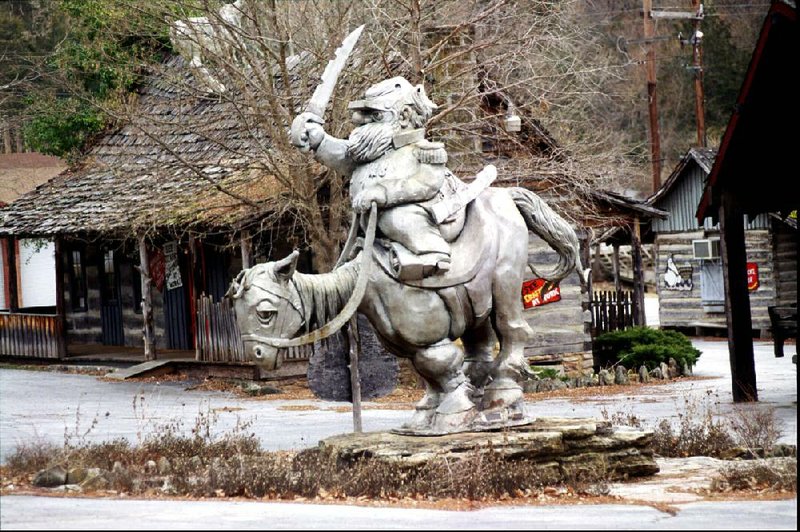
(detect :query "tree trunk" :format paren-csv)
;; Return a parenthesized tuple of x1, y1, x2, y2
(138, 233, 156, 361)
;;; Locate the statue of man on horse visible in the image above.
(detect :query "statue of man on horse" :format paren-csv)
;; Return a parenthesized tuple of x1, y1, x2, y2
(229, 29, 585, 435)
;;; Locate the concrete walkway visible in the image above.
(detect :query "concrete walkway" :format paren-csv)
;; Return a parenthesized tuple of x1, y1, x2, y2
(1, 495, 796, 530)
(0, 338, 796, 529)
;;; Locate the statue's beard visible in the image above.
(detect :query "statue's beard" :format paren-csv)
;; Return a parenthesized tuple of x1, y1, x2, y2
(346, 122, 399, 163)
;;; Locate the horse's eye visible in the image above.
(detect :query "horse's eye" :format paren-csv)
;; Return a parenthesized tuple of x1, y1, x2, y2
(256, 310, 276, 325)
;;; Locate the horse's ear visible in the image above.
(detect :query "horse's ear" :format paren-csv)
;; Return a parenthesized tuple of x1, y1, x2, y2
(274, 250, 299, 283)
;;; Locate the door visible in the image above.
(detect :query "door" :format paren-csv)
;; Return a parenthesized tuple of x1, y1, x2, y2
(203, 244, 229, 302)
(163, 242, 192, 350)
(700, 260, 725, 313)
(100, 249, 124, 345)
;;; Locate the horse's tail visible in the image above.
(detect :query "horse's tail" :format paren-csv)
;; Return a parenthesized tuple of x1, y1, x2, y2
(509, 187, 586, 284)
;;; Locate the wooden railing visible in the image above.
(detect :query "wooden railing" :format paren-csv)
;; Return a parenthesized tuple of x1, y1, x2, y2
(0, 313, 65, 358)
(195, 295, 312, 364)
(591, 290, 640, 336)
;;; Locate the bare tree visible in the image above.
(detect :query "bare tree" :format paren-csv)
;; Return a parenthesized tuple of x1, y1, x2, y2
(17, 0, 649, 266)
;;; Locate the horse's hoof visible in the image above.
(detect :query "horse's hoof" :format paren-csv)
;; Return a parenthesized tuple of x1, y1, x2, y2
(480, 377, 523, 410)
(428, 407, 478, 434)
(435, 382, 475, 415)
(415, 392, 442, 411)
(400, 408, 436, 431)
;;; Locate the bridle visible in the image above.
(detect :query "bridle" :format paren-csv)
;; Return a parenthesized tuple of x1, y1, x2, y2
(239, 203, 377, 348)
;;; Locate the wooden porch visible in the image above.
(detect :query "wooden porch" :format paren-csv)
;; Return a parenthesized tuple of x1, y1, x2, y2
(64, 343, 195, 364)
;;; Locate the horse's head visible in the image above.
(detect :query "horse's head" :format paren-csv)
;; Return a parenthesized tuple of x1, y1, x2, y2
(226, 251, 304, 369)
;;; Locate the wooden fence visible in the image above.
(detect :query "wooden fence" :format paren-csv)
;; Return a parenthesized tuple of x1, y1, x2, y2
(195, 295, 313, 364)
(591, 290, 640, 336)
(0, 313, 65, 358)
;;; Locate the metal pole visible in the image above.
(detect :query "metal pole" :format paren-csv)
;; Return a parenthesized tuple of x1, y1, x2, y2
(347, 315, 363, 433)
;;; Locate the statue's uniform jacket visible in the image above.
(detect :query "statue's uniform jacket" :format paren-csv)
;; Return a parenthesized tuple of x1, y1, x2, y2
(315, 131, 456, 257)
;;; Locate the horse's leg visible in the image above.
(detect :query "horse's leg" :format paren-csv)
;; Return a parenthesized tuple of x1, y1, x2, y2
(481, 205, 533, 413)
(460, 319, 497, 400)
(404, 340, 475, 432)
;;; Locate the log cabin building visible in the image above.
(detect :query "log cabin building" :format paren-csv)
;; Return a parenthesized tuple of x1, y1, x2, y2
(648, 147, 795, 337)
(0, 55, 298, 363)
(695, 1, 797, 401)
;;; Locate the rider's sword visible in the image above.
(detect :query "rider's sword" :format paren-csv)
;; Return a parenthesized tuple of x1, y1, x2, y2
(290, 24, 365, 147)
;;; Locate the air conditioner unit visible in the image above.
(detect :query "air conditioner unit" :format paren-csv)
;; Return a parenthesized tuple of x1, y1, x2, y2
(692, 238, 721, 259)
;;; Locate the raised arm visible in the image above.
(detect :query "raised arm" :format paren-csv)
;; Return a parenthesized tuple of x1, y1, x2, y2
(290, 112, 356, 176)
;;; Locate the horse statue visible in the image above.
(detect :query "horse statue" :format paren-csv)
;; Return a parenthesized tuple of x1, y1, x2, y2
(227, 184, 583, 435)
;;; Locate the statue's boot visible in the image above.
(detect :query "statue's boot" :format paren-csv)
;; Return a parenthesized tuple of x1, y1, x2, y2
(379, 204, 453, 280)
(389, 244, 451, 280)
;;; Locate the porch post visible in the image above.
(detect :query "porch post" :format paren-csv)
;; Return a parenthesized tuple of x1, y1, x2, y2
(138, 233, 157, 361)
(53, 238, 67, 357)
(188, 235, 199, 358)
(719, 193, 757, 402)
(7, 237, 19, 312)
(612, 243, 621, 293)
(630, 218, 646, 326)
(240, 230, 253, 269)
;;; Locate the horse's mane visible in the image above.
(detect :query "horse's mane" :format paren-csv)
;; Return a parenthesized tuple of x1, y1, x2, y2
(292, 259, 361, 331)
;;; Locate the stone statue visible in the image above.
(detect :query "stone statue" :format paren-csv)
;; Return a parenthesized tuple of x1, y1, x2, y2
(228, 31, 584, 435)
(294, 76, 464, 280)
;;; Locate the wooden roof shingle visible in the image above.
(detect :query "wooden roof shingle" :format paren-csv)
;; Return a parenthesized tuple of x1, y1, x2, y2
(0, 56, 285, 239)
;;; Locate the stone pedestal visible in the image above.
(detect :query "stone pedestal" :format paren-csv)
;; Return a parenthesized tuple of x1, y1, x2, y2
(317, 417, 659, 481)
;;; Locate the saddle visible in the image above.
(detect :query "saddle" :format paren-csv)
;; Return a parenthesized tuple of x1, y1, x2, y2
(372, 192, 495, 290)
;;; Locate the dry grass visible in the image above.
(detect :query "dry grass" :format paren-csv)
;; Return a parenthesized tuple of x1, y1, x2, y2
(2, 418, 603, 501)
(709, 459, 797, 493)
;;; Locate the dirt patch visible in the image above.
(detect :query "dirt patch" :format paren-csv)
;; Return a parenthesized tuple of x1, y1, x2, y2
(2, 481, 794, 510)
(120, 368, 713, 409)
(523, 376, 714, 402)
(277, 405, 320, 412)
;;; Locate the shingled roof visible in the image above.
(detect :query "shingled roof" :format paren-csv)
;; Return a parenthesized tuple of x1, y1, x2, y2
(1, 47, 621, 240)
(0, 56, 286, 239)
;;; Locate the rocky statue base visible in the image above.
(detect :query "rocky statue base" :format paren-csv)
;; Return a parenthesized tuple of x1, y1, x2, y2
(317, 418, 660, 481)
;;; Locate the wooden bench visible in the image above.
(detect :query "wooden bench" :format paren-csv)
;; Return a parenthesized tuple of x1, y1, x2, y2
(767, 304, 797, 359)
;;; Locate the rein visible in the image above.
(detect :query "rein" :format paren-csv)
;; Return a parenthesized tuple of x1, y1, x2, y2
(240, 203, 377, 348)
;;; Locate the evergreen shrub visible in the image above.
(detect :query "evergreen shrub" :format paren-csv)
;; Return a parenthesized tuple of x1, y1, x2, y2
(594, 326, 701, 370)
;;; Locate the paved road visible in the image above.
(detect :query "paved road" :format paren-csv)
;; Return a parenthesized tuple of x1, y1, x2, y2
(1, 338, 796, 529)
(1, 495, 797, 530)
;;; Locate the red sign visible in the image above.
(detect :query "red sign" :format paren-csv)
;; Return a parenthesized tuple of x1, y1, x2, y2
(148, 247, 166, 292)
(746, 262, 759, 291)
(521, 278, 561, 309)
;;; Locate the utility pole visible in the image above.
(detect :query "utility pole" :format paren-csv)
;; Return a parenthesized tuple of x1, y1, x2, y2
(650, 3, 707, 147)
(642, 0, 662, 192)
(690, 0, 707, 147)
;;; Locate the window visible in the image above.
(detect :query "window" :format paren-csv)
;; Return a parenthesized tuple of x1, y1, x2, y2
(68, 249, 88, 312)
(101, 250, 119, 303)
(18, 239, 56, 308)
